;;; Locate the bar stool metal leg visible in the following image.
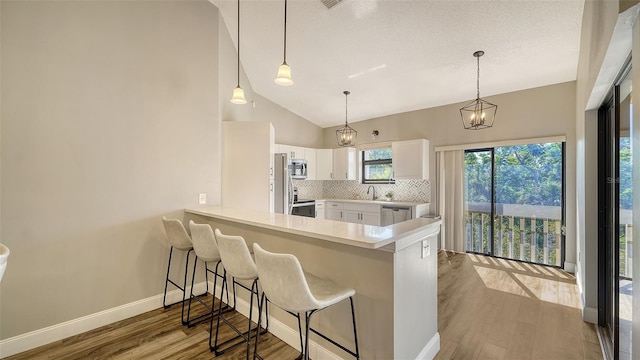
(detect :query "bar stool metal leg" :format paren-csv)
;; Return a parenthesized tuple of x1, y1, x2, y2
(186, 259, 229, 328)
(162, 246, 193, 326)
(211, 271, 264, 359)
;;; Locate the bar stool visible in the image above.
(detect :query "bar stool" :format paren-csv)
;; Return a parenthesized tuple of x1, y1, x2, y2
(185, 221, 232, 327)
(161, 216, 194, 325)
(252, 243, 360, 360)
(211, 229, 268, 359)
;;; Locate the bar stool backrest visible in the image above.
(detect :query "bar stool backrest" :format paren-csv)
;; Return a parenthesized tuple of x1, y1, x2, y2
(253, 243, 319, 313)
(189, 221, 221, 262)
(162, 217, 192, 250)
(214, 229, 257, 281)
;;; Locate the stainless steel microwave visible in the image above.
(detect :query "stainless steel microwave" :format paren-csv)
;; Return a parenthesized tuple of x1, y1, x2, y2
(289, 159, 307, 179)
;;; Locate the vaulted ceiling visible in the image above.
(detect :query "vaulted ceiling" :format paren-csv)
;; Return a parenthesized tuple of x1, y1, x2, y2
(211, 0, 585, 127)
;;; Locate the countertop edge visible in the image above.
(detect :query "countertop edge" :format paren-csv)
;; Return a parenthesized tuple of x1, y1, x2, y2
(184, 206, 441, 250)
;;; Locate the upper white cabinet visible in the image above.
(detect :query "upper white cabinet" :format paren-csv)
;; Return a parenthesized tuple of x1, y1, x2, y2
(332, 147, 357, 180)
(277, 144, 305, 160)
(315, 149, 333, 180)
(303, 147, 317, 180)
(392, 139, 430, 180)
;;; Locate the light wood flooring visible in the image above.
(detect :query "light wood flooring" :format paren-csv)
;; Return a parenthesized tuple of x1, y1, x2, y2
(5, 296, 300, 360)
(435, 251, 603, 360)
(7, 251, 603, 359)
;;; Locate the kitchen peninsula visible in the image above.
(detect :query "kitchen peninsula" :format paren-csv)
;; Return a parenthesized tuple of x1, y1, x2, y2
(184, 206, 442, 360)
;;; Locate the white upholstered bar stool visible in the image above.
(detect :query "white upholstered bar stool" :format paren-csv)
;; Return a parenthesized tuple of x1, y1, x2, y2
(161, 216, 194, 325)
(185, 221, 231, 327)
(252, 243, 360, 360)
(211, 229, 268, 359)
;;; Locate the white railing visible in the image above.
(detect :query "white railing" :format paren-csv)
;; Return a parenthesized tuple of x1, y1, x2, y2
(466, 204, 633, 277)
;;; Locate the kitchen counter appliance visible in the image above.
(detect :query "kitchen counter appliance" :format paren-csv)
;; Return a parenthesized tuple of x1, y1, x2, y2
(381, 205, 412, 226)
(291, 199, 316, 218)
(274, 153, 313, 216)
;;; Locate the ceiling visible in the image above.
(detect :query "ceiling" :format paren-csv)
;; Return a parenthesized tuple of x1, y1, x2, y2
(211, 0, 585, 128)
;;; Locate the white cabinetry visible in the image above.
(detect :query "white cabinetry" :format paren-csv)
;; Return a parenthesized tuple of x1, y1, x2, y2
(325, 201, 380, 226)
(392, 139, 430, 180)
(304, 147, 317, 180)
(332, 147, 357, 180)
(316, 149, 333, 180)
(327, 202, 343, 221)
(344, 203, 381, 226)
(315, 201, 325, 219)
(277, 144, 305, 160)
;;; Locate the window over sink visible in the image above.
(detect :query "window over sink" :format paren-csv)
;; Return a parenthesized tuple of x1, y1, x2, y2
(362, 147, 394, 184)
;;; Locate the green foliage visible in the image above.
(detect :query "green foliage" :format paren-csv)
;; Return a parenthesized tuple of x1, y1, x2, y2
(465, 143, 563, 206)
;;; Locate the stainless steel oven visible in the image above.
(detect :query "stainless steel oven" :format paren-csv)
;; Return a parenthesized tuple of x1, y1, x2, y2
(290, 199, 315, 218)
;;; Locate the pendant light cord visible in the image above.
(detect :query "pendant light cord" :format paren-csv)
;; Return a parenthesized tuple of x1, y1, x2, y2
(344, 91, 349, 125)
(283, 0, 288, 63)
(476, 55, 480, 100)
(237, 0, 241, 86)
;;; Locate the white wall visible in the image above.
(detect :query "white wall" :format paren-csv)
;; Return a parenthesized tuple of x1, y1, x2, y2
(575, 0, 623, 323)
(632, 12, 640, 360)
(0, 0, 221, 340)
(216, 12, 323, 148)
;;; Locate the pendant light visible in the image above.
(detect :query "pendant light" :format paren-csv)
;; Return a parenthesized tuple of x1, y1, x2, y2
(231, 0, 247, 104)
(336, 91, 357, 147)
(460, 50, 497, 129)
(274, 0, 293, 86)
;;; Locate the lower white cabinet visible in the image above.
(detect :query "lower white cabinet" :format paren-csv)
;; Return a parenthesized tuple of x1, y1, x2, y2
(325, 201, 380, 226)
(315, 201, 325, 219)
(344, 210, 380, 226)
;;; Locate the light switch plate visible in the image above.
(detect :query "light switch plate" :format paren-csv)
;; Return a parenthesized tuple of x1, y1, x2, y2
(198, 193, 207, 205)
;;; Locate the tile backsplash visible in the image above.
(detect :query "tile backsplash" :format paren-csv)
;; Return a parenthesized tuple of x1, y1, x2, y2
(293, 179, 430, 203)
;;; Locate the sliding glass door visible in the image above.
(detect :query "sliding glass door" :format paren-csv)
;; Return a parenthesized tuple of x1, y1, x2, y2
(464, 143, 565, 267)
(598, 61, 632, 360)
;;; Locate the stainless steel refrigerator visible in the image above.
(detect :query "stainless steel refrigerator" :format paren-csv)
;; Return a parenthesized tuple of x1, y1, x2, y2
(273, 153, 293, 215)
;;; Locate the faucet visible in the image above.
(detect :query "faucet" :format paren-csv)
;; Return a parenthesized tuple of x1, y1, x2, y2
(367, 186, 377, 200)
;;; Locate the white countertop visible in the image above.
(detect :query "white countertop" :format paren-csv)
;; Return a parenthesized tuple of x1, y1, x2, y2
(316, 199, 429, 207)
(185, 206, 441, 250)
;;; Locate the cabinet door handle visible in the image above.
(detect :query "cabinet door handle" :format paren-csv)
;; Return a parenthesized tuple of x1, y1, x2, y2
(345, 172, 348, 179)
(270, 183, 273, 191)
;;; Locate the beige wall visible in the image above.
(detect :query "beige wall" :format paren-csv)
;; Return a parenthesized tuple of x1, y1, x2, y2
(323, 81, 577, 268)
(0, 0, 223, 340)
(575, 0, 619, 322)
(0, 0, 323, 343)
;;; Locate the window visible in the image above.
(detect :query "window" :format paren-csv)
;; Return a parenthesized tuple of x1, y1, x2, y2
(362, 147, 394, 184)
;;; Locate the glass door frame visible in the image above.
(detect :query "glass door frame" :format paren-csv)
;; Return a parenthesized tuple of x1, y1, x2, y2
(464, 145, 566, 267)
(597, 57, 631, 360)
(464, 148, 495, 255)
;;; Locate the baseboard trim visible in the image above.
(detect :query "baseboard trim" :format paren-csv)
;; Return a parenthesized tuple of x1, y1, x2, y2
(415, 332, 440, 360)
(582, 306, 598, 324)
(0, 281, 345, 360)
(0, 282, 209, 359)
(564, 262, 576, 274)
(231, 292, 343, 360)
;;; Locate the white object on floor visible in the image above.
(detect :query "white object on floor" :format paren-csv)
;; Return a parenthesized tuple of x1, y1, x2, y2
(0, 243, 10, 282)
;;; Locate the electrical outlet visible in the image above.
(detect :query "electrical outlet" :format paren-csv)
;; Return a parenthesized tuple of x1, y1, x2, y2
(421, 240, 430, 259)
(198, 193, 206, 205)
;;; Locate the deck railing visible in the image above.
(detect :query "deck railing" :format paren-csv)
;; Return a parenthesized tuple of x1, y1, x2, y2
(466, 203, 632, 277)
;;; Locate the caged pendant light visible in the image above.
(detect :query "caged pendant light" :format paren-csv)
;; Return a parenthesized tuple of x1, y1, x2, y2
(274, 0, 293, 86)
(460, 50, 497, 129)
(230, 0, 247, 104)
(336, 91, 357, 147)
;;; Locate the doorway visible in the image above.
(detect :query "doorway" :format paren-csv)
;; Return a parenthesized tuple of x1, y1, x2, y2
(464, 142, 566, 267)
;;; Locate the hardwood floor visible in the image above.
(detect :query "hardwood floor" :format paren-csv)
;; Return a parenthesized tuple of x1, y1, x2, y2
(5, 296, 300, 360)
(7, 251, 603, 359)
(435, 251, 603, 360)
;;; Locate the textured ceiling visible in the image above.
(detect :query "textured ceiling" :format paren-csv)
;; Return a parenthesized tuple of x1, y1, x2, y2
(211, 0, 585, 128)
